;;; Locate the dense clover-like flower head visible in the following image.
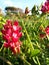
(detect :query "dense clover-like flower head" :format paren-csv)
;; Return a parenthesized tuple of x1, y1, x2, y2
(45, 26, 49, 35)
(41, 5, 47, 13)
(41, 0, 49, 13)
(1, 20, 22, 54)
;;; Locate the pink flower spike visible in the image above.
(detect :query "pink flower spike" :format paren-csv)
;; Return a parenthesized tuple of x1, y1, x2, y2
(45, 26, 49, 35)
(1, 19, 22, 54)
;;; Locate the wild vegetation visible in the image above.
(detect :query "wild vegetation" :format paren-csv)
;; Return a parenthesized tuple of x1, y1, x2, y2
(0, 0, 49, 65)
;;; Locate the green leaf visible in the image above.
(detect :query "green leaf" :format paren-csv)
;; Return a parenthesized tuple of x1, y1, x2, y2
(30, 49, 40, 57)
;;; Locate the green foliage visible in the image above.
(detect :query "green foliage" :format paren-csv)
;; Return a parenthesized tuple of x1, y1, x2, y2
(29, 49, 40, 57)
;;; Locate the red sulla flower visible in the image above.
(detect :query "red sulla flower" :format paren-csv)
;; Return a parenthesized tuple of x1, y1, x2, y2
(45, 1, 49, 11)
(41, 0, 49, 13)
(41, 5, 47, 13)
(1, 20, 22, 54)
(45, 26, 49, 35)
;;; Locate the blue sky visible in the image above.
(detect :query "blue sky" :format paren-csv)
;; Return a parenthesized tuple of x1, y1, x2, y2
(0, 0, 46, 12)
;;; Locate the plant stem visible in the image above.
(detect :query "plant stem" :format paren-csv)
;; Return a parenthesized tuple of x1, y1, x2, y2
(36, 56, 41, 65)
(21, 56, 31, 65)
(0, 56, 13, 65)
(0, 44, 4, 52)
(20, 51, 31, 65)
(21, 20, 41, 65)
(22, 20, 34, 50)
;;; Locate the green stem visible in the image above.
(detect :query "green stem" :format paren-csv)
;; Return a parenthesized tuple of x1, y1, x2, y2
(0, 44, 4, 52)
(32, 57, 37, 64)
(21, 56, 31, 65)
(22, 20, 34, 50)
(20, 51, 31, 65)
(36, 56, 41, 65)
(0, 56, 13, 65)
(21, 20, 41, 65)
(3, 48, 6, 65)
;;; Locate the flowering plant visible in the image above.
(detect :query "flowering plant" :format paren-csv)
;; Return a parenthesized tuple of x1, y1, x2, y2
(41, 0, 49, 13)
(1, 20, 22, 54)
